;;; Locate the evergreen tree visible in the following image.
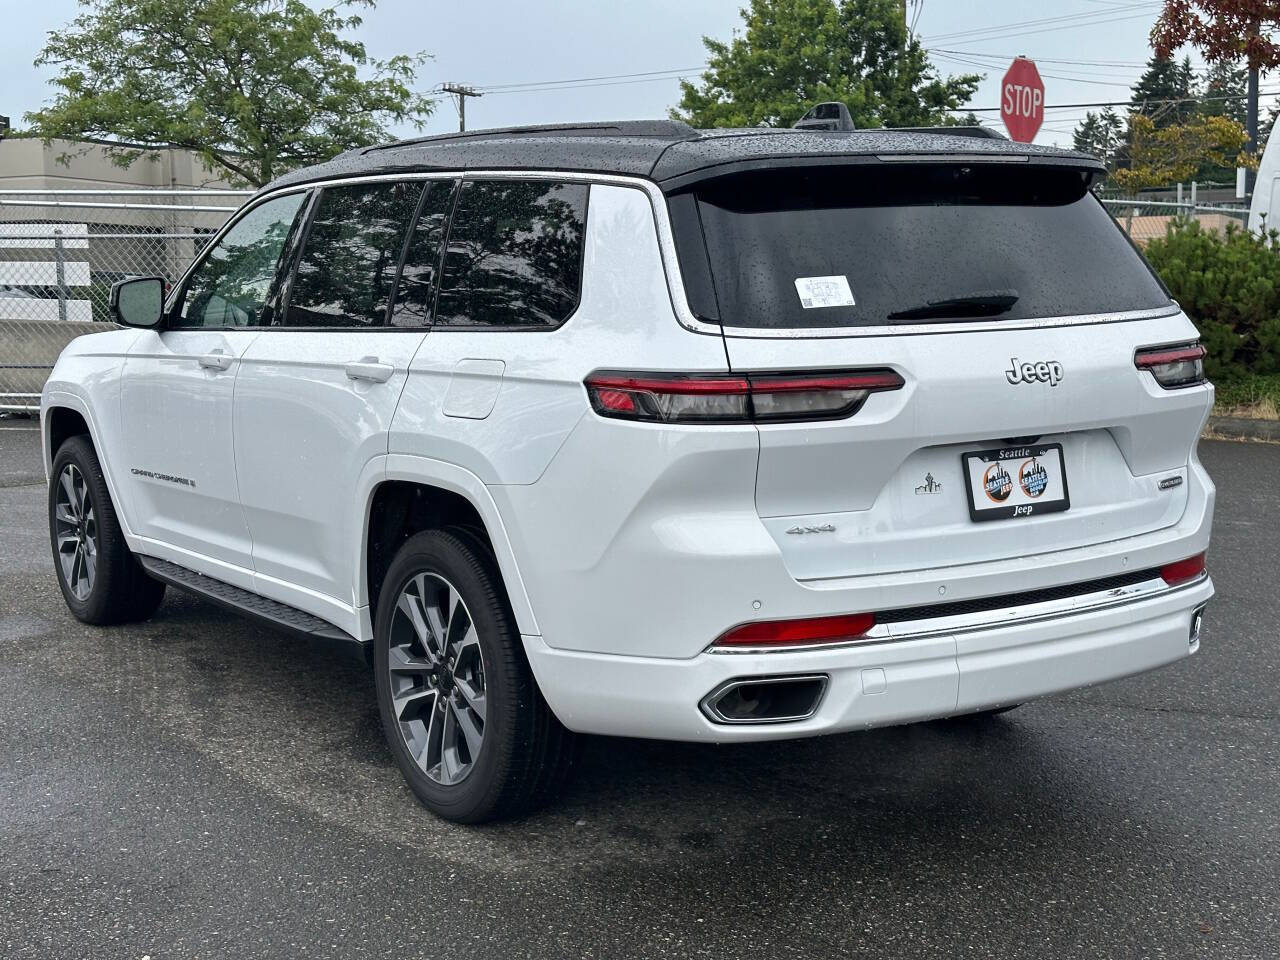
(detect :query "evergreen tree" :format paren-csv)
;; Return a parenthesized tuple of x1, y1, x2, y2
(1201, 60, 1248, 125)
(1072, 107, 1126, 179)
(1129, 54, 1198, 127)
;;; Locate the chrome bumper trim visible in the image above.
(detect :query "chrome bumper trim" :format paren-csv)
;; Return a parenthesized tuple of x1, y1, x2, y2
(711, 573, 1209, 655)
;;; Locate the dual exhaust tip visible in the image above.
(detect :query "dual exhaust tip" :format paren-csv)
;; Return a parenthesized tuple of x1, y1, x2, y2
(700, 674, 828, 725)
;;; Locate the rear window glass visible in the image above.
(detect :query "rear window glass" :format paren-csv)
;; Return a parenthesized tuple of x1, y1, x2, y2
(670, 164, 1171, 329)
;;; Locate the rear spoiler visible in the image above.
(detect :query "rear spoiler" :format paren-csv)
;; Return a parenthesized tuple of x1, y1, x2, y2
(656, 151, 1106, 193)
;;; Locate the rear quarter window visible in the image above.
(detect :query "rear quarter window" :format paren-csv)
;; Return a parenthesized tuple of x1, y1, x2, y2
(669, 164, 1172, 330)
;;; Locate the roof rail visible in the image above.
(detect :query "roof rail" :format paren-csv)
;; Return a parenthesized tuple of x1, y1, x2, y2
(363, 120, 698, 155)
(878, 125, 1007, 140)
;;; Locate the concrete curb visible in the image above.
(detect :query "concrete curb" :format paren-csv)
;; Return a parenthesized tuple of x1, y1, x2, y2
(1206, 416, 1280, 442)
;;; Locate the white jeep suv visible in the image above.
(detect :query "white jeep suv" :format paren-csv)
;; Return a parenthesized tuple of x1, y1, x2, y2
(42, 121, 1215, 822)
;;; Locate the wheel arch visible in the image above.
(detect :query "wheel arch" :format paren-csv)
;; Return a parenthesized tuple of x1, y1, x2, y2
(45, 405, 92, 469)
(361, 456, 539, 638)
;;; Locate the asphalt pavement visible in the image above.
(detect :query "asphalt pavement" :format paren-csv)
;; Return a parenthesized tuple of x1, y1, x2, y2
(1, 425, 1277, 960)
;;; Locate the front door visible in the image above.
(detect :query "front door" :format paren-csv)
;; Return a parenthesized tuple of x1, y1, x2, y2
(233, 179, 452, 606)
(117, 191, 309, 575)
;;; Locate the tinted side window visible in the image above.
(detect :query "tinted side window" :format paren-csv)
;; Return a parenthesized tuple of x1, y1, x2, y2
(177, 192, 307, 328)
(284, 181, 422, 328)
(435, 180, 588, 328)
(390, 179, 458, 328)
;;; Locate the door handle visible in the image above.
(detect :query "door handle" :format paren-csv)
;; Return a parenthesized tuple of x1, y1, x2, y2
(198, 350, 233, 371)
(345, 357, 395, 384)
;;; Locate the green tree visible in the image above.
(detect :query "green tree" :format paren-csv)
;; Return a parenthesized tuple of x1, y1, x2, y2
(1129, 54, 1198, 127)
(1201, 59, 1247, 125)
(1072, 107, 1126, 178)
(26, 0, 433, 187)
(672, 0, 980, 129)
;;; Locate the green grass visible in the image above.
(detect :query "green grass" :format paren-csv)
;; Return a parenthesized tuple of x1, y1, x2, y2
(1213, 373, 1280, 419)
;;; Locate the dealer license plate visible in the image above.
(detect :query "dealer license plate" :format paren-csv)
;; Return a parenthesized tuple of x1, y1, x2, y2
(961, 443, 1070, 522)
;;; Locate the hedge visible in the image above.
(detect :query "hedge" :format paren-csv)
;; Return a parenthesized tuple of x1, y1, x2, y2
(1142, 219, 1280, 378)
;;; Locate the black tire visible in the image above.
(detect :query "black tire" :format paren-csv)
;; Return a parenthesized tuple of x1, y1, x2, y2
(49, 435, 165, 625)
(373, 529, 578, 823)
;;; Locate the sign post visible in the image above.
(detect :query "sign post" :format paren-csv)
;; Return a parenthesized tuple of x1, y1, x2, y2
(1001, 57, 1044, 143)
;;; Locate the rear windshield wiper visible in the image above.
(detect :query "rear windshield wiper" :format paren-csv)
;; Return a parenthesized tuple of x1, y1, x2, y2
(886, 289, 1020, 322)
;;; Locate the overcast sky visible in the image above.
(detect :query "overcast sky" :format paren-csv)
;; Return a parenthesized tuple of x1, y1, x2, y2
(0, 0, 1250, 149)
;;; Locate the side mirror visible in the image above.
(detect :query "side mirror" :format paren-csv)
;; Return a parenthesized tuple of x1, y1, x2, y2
(110, 277, 166, 328)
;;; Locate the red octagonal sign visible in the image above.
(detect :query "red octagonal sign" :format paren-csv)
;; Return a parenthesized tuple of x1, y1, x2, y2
(1001, 57, 1044, 143)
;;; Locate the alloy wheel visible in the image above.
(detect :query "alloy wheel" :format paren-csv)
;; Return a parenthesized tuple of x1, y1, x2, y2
(54, 463, 97, 602)
(386, 572, 487, 785)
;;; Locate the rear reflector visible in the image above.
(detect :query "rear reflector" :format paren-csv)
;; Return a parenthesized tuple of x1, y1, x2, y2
(1135, 342, 1207, 389)
(1160, 553, 1206, 586)
(715, 612, 876, 648)
(584, 369, 904, 424)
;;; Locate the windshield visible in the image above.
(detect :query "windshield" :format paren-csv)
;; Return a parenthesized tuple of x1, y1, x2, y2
(668, 163, 1171, 330)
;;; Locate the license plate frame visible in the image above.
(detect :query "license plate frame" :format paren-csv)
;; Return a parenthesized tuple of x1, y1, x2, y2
(961, 443, 1071, 523)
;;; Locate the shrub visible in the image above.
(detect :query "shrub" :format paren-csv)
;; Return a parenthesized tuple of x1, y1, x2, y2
(1142, 218, 1280, 377)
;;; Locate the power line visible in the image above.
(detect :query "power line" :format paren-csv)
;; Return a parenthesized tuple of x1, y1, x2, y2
(924, 2, 1159, 44)
(932, 52, 1141, 86)
(481, 73, 700, 96)
(952, 89, 1280, 114)
(930, 10, 1161, 47)
(477, 66, 704, 93)
(931, 49, 1149, 69)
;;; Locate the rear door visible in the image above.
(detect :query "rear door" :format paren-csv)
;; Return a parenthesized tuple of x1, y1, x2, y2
(668, 161, 1208, 581)
(232, 178, 453, 607)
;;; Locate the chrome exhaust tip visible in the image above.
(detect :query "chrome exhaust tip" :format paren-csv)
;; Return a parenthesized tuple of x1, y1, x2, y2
(1190, 604, 1207, 647)
(700, 674, 828, 725)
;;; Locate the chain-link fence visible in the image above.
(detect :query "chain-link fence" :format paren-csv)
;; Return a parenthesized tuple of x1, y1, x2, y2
(1100, 197, 1250, 247)
(0, 188, 251, 411)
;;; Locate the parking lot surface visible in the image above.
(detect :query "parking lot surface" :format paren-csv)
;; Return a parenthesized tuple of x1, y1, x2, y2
(1, 428, 1277, 960)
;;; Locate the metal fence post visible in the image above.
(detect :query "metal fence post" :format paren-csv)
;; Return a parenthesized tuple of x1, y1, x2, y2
(1177, 182, 1184, 218)
(1191, 181, 1198, 213)
(54, 229, 68, 323)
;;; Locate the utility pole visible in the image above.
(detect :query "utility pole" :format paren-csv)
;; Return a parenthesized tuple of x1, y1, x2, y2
(440, 83, 483, 132)
(1246, 19, 1260, 201)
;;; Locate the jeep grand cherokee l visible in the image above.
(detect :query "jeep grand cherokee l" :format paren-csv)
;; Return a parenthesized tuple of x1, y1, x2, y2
(42, 121, 1214, 822)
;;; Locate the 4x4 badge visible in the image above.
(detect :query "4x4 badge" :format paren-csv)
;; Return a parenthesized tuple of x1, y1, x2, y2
(786, 524, 836, 535)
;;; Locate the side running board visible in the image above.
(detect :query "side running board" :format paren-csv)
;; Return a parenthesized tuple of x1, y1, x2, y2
(137, 555, 362, 648)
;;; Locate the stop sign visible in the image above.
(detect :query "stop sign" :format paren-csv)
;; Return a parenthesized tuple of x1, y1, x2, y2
(1001, 57, 1044, 143)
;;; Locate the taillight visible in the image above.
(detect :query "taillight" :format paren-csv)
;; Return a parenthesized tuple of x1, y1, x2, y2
(714, 612, 876, 648)
(584, 369, 904, 424)
(1160, 553, 1206, 586)
(1135, 342, 1207, 389)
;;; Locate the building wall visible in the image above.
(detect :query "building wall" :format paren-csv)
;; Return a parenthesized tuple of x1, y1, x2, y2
(0, 137, 238, 191)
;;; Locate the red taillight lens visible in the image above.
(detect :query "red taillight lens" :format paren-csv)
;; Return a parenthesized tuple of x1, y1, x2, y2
(1161, 553, 1206, 586)
(1135, 342, 1207, 389)
(584, 369, 904, 424)
(715, 612, 876, 648)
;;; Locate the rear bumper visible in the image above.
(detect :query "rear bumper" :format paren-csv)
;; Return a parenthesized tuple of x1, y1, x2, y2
(525, 573, 1213, 742)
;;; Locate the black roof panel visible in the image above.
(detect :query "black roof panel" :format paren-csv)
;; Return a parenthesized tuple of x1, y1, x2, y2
(260, 122, 1103, 195)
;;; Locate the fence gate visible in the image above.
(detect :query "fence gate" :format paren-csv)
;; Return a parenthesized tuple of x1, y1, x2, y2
(0, 188, 249, 412)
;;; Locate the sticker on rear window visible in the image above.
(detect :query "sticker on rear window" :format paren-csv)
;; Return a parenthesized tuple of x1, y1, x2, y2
(794, 275, 855, 309)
